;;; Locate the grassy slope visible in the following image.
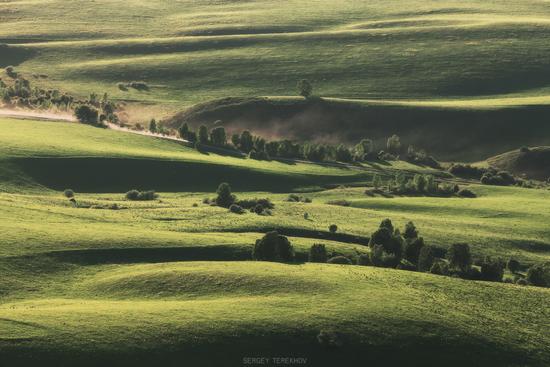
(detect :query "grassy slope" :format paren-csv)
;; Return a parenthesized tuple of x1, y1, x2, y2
(3, 1, 550, 116)
(1, 261, 549, 366)
(487, 146, 550, 180)
(0, 117, 549, 365)
(167, 96, 550, 161)
(0, 117, 388, 192)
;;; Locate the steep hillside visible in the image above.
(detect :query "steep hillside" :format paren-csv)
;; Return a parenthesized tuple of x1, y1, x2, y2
(167, 97, 550, 161)
(487, 146, 550, 180)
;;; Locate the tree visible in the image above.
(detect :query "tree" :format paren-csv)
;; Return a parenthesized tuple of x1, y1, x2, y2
(198, 125, 209, 144)
(231, 133, 240, 148)
(210, 126, 227, 146)
(447, 243, 472, 272)
(368, 219, 403, 262)
(253, 231, 294, 262)
(526, 264, 549, 287)
(239, 130, 254, 154)
(404, 237, 424, 265)
(335, 144, 352, 162)
(309, 244, 328, 263)
(74, 105, 99, 125)
(386, 134, 401, 154)
(413, 174, 427, 193)
(329, 224, 338, 233)
(149, 119, 157, 133)
(418, 245, 436, 272)
(507, 259, 520, 274)
(480, 257, 505, 282)
(297, 79, 313, 98)
(215, 182, 236, 208)
(354, 139, 374, 160)
(403, 221, 418, 241)
(63, 189, 75, 198)
(178, 123, 190, 140)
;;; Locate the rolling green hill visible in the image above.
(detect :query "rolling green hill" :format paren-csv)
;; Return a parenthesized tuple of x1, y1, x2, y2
(3, 0, 550, 160)
(487, 146, 550, 180)
(167, 97, 550, 161)
(0, 116, 549, 366)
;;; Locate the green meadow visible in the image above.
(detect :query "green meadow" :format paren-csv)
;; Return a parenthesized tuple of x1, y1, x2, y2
(0, 117, 549, 365)
(4, 0, 550, 114)
(1, 0, 550, 365)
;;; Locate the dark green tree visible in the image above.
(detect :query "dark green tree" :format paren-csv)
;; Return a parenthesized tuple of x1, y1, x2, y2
(447, 243, 472, 272)
(215, 182, 236, 208)
(297, 79, 313, 98)
(198, 125, 209, 144)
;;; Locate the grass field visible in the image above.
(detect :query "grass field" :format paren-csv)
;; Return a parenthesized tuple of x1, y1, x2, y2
(2, 1, 550, 365)
(3, 0, 550, 160)
(3, 0, 550, 108)
(0, 117, 549, 365)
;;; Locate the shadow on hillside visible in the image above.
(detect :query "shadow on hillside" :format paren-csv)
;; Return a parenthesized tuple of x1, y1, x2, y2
(13, 157, 368, 193)
(47, 245, 252, 265)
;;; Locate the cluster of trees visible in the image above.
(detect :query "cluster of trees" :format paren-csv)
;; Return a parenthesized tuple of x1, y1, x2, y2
(125, 189, 158, 201)
(371, 173, 476, 198)
(1, 66, 120, 126)
(74, 92, 119, 126)
(202, 183, 274, 215)
(177, 122, 439, 167)
(298, 218, 549, 288)
(1, 68, 74, 110)
(449, 164, 523, 187)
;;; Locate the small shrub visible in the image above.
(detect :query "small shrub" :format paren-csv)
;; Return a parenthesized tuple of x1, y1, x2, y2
(309, 244, 328, 263)
(63, 189, 75, 198)
(229, 204, 245, 214)
(457, 188, 477, 198)
(125, 189, 140, 201)
(329, 224, 338, 233)
(327, 256, 352, 265)
(192, 203, 198, 207)
(253, 231, 294, 262)
(326, 199, 351, 207)
(253, 204, 264, 215)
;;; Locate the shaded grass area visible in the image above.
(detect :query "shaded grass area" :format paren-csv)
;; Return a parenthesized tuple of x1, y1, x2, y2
(169, 97, 550, 161)
(12, 156, 367, 192)
(0, 261, 548, 367)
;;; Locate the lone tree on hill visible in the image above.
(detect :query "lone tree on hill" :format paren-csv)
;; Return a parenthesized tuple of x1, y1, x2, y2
(297, 79, 313, 98)
(254, 231, 294, 262)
